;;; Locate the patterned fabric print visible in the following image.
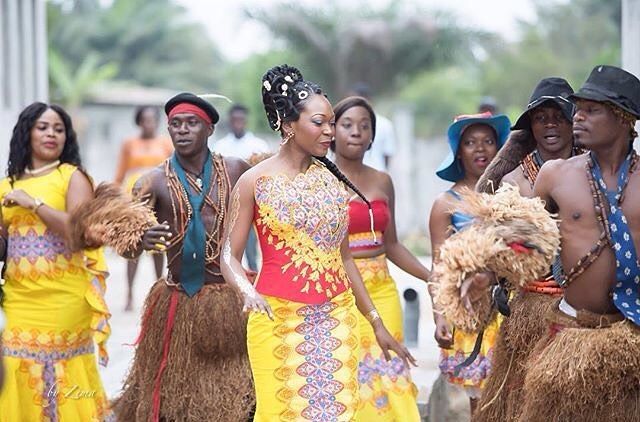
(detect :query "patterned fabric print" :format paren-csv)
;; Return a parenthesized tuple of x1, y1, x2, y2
(269, 295, 360, 421)
(3, 327, 94, 360)
(439, 316, 501, 391)
(354, 255, 419, 421)
(5, 214, 81, 282)
(348, 231, 384, 250)
(590, 151, 640, 325)
(255, 163, 350, 298)
(296, 303, 346, 420)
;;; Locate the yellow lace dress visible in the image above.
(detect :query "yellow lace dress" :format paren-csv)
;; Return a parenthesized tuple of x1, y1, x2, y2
(0, 164, 112, 421)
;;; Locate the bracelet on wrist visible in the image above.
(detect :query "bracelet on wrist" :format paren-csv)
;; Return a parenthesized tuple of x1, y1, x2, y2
(31, 197, 44, 211)
(365, 308, 381, 324)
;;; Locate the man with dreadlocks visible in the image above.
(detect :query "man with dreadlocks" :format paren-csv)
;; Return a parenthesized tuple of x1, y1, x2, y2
(463, 65, 640, 421)
(112, 92, 254, 421)
(472, 77, 583, 421)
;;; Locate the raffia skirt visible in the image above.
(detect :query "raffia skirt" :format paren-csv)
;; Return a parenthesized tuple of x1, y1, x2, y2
(518, 298, 640, 422)
(474, 290, 560, 421)
(112, 280, 254, 421)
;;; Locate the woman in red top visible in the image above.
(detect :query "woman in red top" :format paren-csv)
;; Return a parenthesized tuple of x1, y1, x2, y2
(221, 65, 415, 421)
(332, 96, 429, 421)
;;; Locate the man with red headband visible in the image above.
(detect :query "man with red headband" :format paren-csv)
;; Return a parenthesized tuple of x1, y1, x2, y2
(112, 92, 255, 421)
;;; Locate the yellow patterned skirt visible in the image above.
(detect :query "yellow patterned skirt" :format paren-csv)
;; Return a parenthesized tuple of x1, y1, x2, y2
(353, 254, 420, 421)
(0, 250, 112, 421)
(247, 291, 361, 421)
(438, 313, 501, 397)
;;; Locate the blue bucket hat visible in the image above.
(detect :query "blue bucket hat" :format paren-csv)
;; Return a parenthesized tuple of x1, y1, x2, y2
(436, 112, 511, 182)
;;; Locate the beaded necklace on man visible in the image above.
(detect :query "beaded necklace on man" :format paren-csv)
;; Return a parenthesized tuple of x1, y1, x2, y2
(521, 146, 584, 188)
(164, 153, 229, 277)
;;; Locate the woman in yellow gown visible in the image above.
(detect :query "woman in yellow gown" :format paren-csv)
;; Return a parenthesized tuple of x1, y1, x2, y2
(0, 103, 112, 421)
(221, 64, 416, 421)
(332, 96, 428, 421)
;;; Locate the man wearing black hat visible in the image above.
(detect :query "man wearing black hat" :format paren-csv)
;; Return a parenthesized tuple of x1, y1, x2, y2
(473, 77, 584, 422)
(113, 93, 255, 421)
(463, 65, 640, 421)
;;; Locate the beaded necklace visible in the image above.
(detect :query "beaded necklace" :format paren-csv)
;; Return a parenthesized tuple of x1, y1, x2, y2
(556, 149, 638, 287)
(520, 147, 584, 189)
(164, 154, 229, 276)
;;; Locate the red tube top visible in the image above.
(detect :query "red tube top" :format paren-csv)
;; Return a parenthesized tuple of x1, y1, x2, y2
(348, 199, 390, 250)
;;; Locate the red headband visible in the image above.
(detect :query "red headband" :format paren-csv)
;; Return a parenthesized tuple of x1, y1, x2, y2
(167, 103, 212, 125)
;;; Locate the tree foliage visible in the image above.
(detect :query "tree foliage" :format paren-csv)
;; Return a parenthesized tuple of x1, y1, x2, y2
(47, 0, 222, 105)
(248, 2, 487, 99)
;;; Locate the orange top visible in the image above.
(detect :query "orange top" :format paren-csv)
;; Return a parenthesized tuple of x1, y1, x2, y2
(114, 136, 173, 184)
(253, 161, 351, 304)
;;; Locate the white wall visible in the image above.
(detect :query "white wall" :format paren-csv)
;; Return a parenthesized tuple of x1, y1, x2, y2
(0, 0, 48, 173)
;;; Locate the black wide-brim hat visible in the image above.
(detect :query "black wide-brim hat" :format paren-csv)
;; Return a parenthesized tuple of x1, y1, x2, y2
(511, 77, 575, 130)
(165, 92, 220, 124)
(570, 65, 640, 118)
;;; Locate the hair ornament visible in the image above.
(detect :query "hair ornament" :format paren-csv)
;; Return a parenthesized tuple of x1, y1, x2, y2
(198, 93, 233, 103)
(263, 81, 272, 92)
(298, 91, 309, 100)
(274, 109, 282, 131)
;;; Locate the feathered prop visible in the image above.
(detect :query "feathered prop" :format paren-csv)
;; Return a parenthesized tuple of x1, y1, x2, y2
(433, 184, 560, 331)
(69, 183, 157, 255)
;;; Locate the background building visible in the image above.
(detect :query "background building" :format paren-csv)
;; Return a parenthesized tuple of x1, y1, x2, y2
(0, 0, 48, 169)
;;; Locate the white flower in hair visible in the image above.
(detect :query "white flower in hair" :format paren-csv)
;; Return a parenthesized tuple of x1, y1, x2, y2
(263, 81, 272, 91)
(285, 75, 294, 83)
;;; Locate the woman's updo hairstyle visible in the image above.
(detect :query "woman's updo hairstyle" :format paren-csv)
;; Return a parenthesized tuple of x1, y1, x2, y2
(259, 65, 375, 219)
(261, 64, 323, 132)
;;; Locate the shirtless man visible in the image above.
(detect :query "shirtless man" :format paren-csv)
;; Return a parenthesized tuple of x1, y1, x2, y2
(466, 65, 640, 421)
(113, 93, 254, 421)
(474, 78, 578, 421)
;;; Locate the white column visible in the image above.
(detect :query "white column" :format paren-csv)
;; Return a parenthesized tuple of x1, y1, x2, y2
(389, 106, 415, 238)
(623, 0, 640, 150)
(622, 0, 640, 75)
(34, 0, 48, 101)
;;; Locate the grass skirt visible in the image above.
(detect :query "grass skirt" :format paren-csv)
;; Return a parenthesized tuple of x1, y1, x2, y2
(518, 299, 640, 422)
(475, 291, 558, 421)
(112, 280, 254, 421)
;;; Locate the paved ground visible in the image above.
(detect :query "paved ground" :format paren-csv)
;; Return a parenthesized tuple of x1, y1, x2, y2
(98, 252, 463, 419)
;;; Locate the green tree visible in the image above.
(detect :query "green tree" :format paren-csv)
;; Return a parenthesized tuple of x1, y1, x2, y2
(479, 0, 621, 119)
(248, 2, 485, 100)
(47, 0, 223, 103)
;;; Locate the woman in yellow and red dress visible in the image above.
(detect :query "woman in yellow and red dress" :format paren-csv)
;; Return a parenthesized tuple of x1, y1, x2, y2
(331, 96, 428, 421)
(221, 65, 416, 421)
(0, 103, 112, 421)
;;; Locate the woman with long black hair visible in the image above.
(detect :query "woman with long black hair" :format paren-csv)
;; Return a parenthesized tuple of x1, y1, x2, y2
(0, 103, 112, 420)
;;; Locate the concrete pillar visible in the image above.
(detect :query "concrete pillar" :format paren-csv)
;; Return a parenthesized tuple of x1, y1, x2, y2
(389, 106, 415, 238)
(622, 0, 640, 150)
(0, 0, 48, 167)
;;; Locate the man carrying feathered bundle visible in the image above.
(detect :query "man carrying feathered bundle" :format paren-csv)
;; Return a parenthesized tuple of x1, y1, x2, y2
(446, 65, 640, 421)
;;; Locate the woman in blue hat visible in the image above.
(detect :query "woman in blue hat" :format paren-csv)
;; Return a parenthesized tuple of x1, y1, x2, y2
(428, 111, 510, 413)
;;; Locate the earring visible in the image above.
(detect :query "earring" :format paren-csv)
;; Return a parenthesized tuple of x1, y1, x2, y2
(281, 131, 294, 146)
